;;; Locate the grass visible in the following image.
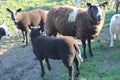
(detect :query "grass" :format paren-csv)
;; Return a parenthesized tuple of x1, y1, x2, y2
(0, 0, 120, 80)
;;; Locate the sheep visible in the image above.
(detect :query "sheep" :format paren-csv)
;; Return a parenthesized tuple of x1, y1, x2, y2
(111, 0, 120, 13)
(0, 21, 10, 41)
(29, 27, 83, 80)
(6, 8, 48, 47)
(45, 2, 108, 59)
(109, 14, 120, 47)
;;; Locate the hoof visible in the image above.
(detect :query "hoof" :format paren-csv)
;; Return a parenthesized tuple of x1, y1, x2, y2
(22, 44, 28, 48)
(90, 54, 94, 57)
(75, 71, 80, 77)
(83, 56, 87, 60)
(48, 67, 51, 71)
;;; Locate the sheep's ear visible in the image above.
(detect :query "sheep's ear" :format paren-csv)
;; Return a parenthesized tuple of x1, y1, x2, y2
(17, 8, 21, 12)
(101, 1, 108, 7)
(87, 3, 92, 8)
(6, 8, 12, 13)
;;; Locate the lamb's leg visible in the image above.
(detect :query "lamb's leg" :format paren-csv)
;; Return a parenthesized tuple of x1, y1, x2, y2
(68, 66, 74, 80)
(40, 59, 45, 78)
(81, 39, 87, 59)
(23, 30, 28, 48)
(62, 58, 74, 80)
(88, 39, 94, 57)
(74, 56, 80, 77)
(21, 31, 25, 43)
(45, 58, 51, 70)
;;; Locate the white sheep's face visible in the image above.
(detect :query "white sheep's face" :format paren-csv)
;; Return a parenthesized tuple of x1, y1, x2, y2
(87, 2, 108, 22)
(6, 8, 21, 22)
(0, 21, 10, 37)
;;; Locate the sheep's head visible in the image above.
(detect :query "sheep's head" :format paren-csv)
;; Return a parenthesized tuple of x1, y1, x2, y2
(87, 2, 108, 23)
(6, 8, 21, 22)
(29, 26, 41, 43)
(0, 21, 10, 40)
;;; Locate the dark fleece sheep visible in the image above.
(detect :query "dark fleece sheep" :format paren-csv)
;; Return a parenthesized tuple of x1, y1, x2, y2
(6, 8, 48, 47)
(45, 2, 108, 59)
(29, 27, 83, 80)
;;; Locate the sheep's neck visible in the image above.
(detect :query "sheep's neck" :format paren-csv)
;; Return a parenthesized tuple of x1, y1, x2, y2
(17, 13, 24, 22)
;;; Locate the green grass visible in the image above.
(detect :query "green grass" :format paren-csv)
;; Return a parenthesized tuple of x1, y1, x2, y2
(0, 0, 120, 80)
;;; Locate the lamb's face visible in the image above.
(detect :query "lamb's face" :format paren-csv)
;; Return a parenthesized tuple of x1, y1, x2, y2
(30, 28, 41, 40)
(6, 8, 21, 22)
(87, 2, 108, 22)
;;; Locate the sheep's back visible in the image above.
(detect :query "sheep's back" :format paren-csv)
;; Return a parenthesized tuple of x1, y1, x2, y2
(46, 5, 79, 36)
(23, 9, 47, 26)
(110, 14, 120, 33)
(32, 36, 72, 59)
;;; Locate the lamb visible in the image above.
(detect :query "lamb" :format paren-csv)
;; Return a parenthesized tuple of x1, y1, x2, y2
(29, 27, 83, 80)
(0, 21, 10, 41)
(45, 2, 108, 59)
(6, 8, 48, 47)
(109, 14, 120, 47)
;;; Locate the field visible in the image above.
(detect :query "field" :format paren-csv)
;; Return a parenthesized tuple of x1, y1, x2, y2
(0, 0, 120, 80)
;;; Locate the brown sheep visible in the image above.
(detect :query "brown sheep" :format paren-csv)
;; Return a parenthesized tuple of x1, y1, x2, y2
(29, 27, 83, 80)
(45, 2, 108, 59)
(6, 8, 48, 47)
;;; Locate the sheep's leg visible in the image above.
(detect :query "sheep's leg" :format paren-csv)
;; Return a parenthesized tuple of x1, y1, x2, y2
(40, 59, 45, 78)
(88, 39, 94, 57)
(45, 58, 51, 70)
(74, 56, 80, 77)
(23, 30, 28, 47)
(68, 65, 74, 80)
(119, 34, 120, 41)
(62, 58, 74, 80)
(113, 34, 116, 40)
(0, 36, 2, 41)
(110, 33, 114, 47)
(81, 39, 87, 59)
(116, 4, 119, 14)
(22, 31, 25, 43)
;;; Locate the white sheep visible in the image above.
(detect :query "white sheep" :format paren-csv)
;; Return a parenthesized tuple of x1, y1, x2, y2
(109, 14, 120, 47)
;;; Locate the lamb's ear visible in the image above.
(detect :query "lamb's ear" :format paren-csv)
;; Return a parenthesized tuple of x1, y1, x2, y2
(6, 8, 12, 13)
(101, 1, 108, 7)
(17, 8, 21, 12)
(87, 3, 92, 8)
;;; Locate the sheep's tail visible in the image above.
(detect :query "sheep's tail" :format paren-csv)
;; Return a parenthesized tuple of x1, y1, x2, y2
(74, 44, 83, 62)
